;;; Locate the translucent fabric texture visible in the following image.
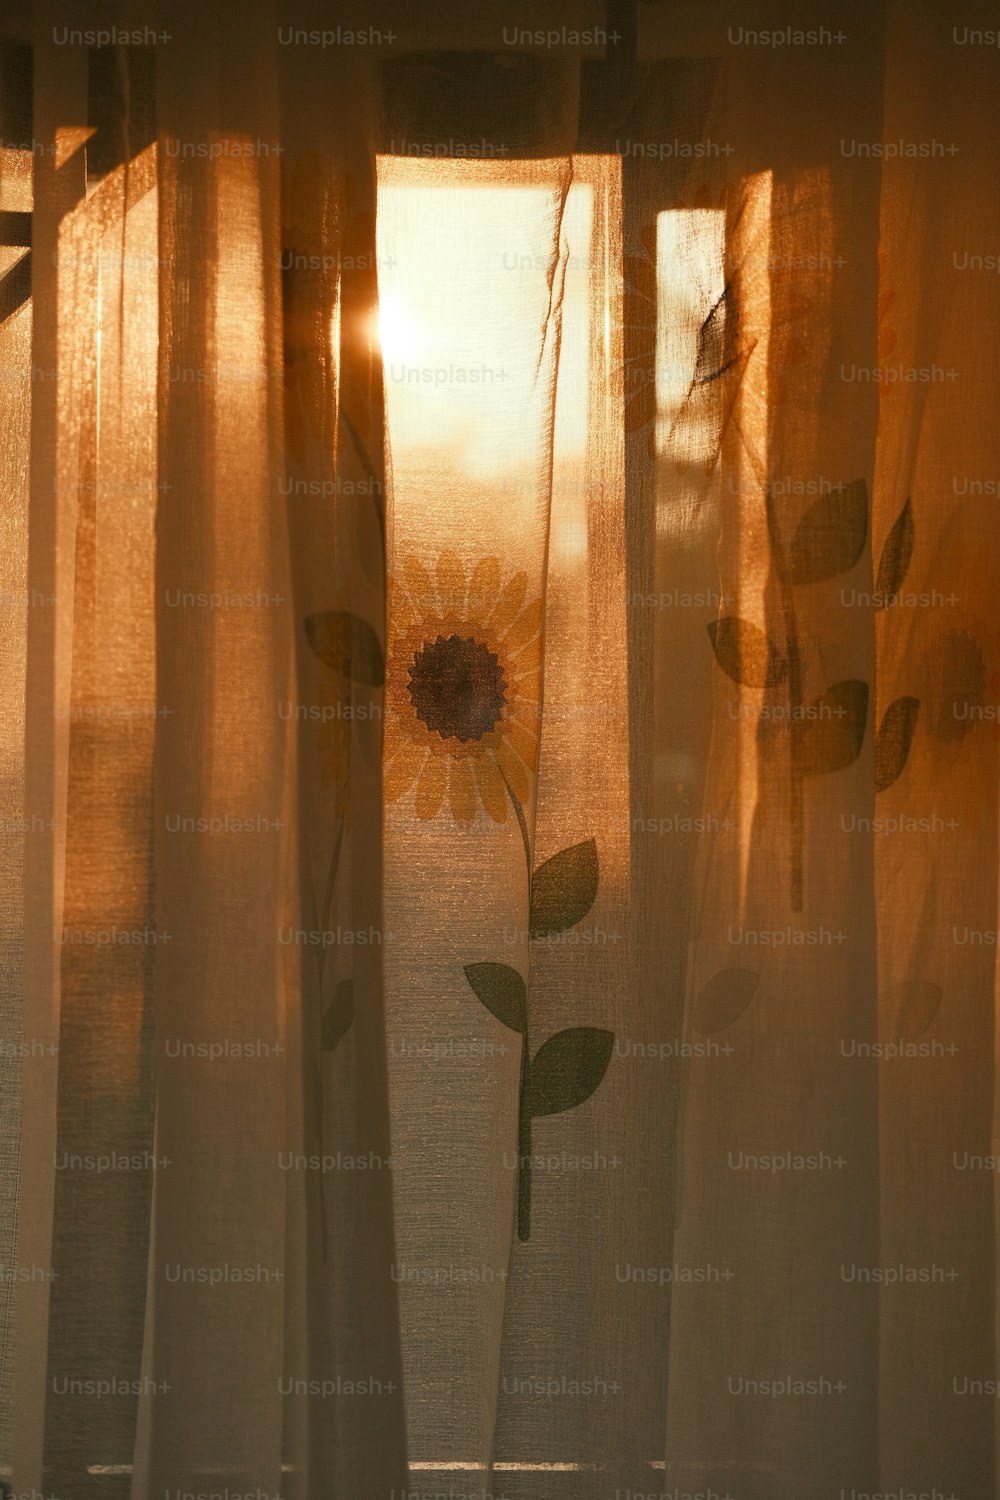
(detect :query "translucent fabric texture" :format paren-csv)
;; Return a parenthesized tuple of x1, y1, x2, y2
(1, 1, 998, 1497)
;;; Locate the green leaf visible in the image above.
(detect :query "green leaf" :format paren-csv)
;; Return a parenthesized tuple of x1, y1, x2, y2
(463, 963, 526, 1034)
(707, 616, 786, 688)
(305, 611, 385, 687)
(321, 979, 354, 1050)
(875, 498, 914, 605)
(529, 839, 599, 939)
(875, 696, 919, 793)
(524, 1027, 614, 1117)
(786, 480, 868, 586)
(793, 680, 869, 777)
(692, 968, 760, 1034)
(892, 980, 942, 1043)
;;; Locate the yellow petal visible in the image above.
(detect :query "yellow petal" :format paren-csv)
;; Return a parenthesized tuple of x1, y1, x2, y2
(486, 572, 528, 638)
(436, 551, 466, 617)
(508, 721, 542, 764)
(387, 575, 417, 629)
(495, 737, 531, 807)
(386, 635, 419, 692)
(504, 717, 538, 770)
(384, 737, 426, 802)
(449, 756, 477, 827)
(467, 557, 502, 626)
(384, 669, 410, 726)
(403, 557, 436, 623)
(500, 597, 544, 655)
(382, 713, 404, 759)
(414, 752, 446, 820)
(507, 665, 541, 711)
(382, 712, 406, 760)
(508, 641, 541, 675)
(475, 752, 508, 824)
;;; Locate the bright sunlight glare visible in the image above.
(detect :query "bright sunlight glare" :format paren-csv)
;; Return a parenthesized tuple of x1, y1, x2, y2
(375, 290, 424, 364)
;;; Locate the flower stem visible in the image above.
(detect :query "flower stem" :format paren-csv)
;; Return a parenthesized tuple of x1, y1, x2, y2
(504, 778, 532, 884)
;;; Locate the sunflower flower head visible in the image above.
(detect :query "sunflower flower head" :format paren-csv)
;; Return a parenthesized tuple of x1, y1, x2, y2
(384, 552, 542, 828)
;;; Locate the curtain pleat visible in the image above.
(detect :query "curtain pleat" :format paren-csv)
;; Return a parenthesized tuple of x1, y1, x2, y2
(14, 14, 88, 1493)
(0, 55, 33, 1483)
(42, 143, 158, 1500)
(279, 20, 406, 1496)
(132, 3, 290, 1491)
(874, 1, 1000, 1488)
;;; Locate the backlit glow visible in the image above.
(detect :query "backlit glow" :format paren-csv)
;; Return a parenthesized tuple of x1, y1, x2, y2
(376, 289, 425, 365)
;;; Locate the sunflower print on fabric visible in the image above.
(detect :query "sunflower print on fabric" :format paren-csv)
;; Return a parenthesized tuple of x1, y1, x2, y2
(384, 552, 542, 827)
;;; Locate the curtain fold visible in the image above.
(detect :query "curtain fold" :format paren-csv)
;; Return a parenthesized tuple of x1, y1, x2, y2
(131, 2, 290, 1492)
(873, 1, 1000, 1487)
(663, 19, 886, 1486)
(279, 12, 406, 1494)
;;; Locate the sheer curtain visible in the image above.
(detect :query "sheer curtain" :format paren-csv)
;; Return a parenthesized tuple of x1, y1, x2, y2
(1, 1, 998, 1496)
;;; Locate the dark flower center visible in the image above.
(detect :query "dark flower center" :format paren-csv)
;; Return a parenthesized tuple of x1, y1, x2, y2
(407, 634, 507, 743)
